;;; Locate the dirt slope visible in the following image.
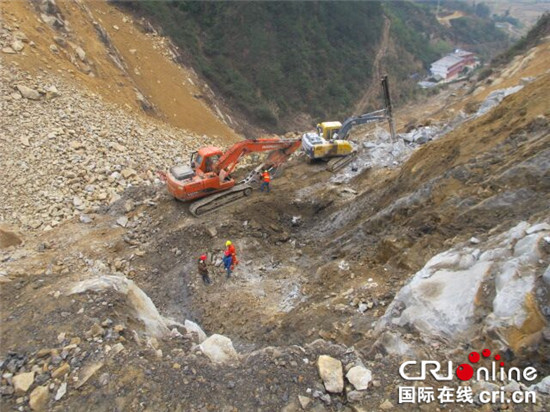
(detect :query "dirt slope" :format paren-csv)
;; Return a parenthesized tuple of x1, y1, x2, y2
(1, 0, 238, 140)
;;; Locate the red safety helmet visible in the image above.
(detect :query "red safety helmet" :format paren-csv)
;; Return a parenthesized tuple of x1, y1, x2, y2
(200, 254, 207, 261)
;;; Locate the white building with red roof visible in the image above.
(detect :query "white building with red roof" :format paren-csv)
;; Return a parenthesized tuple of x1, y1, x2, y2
(430, 49, 477, 81)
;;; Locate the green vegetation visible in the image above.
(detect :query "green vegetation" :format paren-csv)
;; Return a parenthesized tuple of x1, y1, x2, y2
(383, 1, 446, 66)
(475, 3, 491, 19)
(449, 16, 508, 48)
(492, 14, 522, 28)
(492, 13, 550, 66)
(116, 1, 510, 131)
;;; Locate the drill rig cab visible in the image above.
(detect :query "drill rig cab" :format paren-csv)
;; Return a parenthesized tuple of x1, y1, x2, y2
(302, 76, 396, 172)
(316, 121, 343, 140)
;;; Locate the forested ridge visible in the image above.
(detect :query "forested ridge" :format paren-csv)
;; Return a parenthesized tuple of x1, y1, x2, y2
(116, 0, 508, 130)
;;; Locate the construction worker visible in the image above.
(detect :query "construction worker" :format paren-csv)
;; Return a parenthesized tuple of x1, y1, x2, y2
(260, 169, 271, 193)
(225, 240, 238, 269)
(223, 250, 233, 278)
(198, 254, 211, 285)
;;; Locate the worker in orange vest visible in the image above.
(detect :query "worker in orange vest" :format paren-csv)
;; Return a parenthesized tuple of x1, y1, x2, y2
(222, 250, 233, 278)
(225, 240, 238, 270)
(260, 169, 271, 193)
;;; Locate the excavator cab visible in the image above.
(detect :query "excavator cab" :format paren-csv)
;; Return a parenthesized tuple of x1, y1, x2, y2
(167, 146, 234, 202)
(191, 147, 224, 173)
(317, 121, 342, 141)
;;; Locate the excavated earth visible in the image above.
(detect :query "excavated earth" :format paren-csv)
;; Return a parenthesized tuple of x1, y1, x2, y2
(1, 1, 550, 411)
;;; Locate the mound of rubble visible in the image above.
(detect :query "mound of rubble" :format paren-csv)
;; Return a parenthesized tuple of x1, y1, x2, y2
(0, 61, 225, 232)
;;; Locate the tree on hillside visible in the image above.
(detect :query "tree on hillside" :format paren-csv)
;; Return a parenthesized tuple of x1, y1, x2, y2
(475, 3, 491, 19)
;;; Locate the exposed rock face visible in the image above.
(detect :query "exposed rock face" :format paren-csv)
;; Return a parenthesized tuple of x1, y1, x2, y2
(69, 275, 173, 337)
(317, 355, 343, 393)
(375, 221, 550, 355)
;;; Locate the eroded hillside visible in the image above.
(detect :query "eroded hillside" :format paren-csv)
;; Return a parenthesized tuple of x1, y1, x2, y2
(119, 0, 509, 129)
(1, 0, 238, 139)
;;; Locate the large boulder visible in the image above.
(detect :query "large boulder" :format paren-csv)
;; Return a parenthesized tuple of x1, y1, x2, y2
(199, 334, 239, 364)
(375, 221, 549, 354)
(69, 275, 171, 337)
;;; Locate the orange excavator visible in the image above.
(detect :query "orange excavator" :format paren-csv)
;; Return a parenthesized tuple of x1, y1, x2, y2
(163, 138, 301, 216)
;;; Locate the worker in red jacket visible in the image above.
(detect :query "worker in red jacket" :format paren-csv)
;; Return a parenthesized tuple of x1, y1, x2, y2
(198, 254, 211, 285)
(225, 240, 238, 270)
(260, 169, 271, 193)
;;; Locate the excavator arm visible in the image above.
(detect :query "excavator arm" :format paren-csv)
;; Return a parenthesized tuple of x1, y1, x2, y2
(214, 138, 302, 174)
(336, 110, 388, 140)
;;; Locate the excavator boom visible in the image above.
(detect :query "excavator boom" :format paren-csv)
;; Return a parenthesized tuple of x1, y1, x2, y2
(214, 138, 302, 174)
(336, 110, 388, 140)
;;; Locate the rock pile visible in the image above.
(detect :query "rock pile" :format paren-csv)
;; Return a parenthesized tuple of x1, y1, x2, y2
(0, 319, 130, 410)
(0, 61, 222, 231)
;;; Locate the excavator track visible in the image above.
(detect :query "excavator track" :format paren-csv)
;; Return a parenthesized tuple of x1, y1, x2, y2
(189, 183, 253, 217)
(326, 152, 357, 173)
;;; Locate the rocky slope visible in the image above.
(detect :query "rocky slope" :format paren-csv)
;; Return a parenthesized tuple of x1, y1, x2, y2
(0, 61, 228, 232)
